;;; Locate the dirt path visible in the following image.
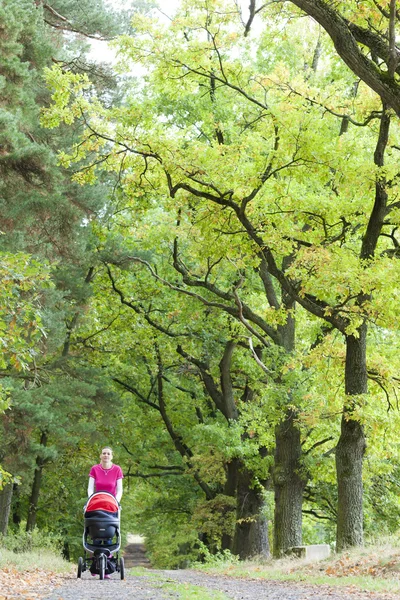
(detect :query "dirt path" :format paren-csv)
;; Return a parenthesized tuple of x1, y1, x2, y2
(161, 570, 400, 599)
(40, 569, 399, 600)
(42, 536, 398, 600)
(4, 539, 398, 600)
(122, 534, 151, 569)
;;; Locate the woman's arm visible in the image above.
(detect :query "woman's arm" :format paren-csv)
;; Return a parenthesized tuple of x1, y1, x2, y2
(116, 479, 123, 503)
(88, 476, 95, 497)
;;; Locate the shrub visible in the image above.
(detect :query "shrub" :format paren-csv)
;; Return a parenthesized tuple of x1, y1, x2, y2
(0, 523, 63, 554)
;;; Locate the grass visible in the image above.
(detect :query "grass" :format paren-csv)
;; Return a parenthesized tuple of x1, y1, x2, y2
(161, 581, 230, 599)
(0, 548, 73, 573)
(128, 567, 230, 599)
(127, 565, 150, 576)
(194, 538, 400, 595)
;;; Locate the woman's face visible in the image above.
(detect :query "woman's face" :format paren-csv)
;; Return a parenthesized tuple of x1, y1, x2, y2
(100, 447, 113, 462)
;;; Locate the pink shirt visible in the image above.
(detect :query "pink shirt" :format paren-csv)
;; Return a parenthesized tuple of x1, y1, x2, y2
(89, 464, 123, 496)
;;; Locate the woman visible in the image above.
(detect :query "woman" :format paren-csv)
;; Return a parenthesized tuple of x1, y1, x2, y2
(88, 446, 123, 502)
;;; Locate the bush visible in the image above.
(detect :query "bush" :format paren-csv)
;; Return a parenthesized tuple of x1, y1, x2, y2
(194, 544, 240, 568)
(0, 523, 64, 554)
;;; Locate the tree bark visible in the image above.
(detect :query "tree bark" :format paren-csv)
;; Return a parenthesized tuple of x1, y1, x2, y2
(0, 482, 13, 535)
(26, 465, 43, 532)
(12, 483, 21, 527)
(222, 458, 239, 551)
(273, 409, 305, 556)
(336, 328, 367, 550)
(272, 286, 304, 557)
(233, 466, 270, 559)
(335, 108, 388, 550)
(26, 432, 48, 532)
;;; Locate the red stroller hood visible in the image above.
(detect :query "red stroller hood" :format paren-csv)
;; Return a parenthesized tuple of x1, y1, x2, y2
(86, 492, 119, 513)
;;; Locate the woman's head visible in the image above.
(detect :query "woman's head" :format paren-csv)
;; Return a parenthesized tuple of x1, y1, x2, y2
(100, 446, 113, 462)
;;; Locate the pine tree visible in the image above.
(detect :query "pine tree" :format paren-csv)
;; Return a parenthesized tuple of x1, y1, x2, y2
(0, 0, 135, 534)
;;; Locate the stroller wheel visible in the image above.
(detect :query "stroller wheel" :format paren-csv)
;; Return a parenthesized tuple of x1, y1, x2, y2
(99, 553, 106, 580)
(77, 557, 84, 579)
(119, 556, 125, 580)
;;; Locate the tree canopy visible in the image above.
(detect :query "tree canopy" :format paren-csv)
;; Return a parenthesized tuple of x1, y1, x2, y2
(1, 0, 400, 563)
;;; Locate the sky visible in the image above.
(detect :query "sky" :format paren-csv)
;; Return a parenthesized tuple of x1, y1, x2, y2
(90, 0, 253, 63)
(89, 0, 180, 63)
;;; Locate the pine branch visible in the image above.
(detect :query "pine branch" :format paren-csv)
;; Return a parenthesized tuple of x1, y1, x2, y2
(42, 3, 114, 41)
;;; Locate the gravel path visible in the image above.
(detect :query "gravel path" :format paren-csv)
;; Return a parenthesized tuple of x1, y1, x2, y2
(42, 572, 179, 600)
(42, 569, 399, 600)
(162, 570, 398, 600)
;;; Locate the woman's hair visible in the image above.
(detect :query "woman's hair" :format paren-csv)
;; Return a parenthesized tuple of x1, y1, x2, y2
(101, 446, 113, 453)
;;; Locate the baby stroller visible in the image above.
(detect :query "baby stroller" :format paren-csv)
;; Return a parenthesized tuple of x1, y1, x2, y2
(77, 491, 124, 580)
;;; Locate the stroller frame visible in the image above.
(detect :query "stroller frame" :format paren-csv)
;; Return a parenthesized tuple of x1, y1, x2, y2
(77, 491, 124, 580)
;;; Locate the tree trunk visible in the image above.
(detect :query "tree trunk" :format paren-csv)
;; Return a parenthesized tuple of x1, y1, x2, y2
(12, 483, 21, 527)
(26, 465, 43, 532)
(221, 458, 239, 551)
(273, 409, 305, 556)
(0, 482, 13, 535)
(26, 432, 47, 532)
(233, 466, 269, 559)
(62, 540, 70, 561)
(336, 328, 367, 551)
(272, 288, 304, 557)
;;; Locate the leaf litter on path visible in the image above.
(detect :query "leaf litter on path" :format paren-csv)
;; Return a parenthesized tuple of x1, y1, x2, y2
(0, 567, 70, 599)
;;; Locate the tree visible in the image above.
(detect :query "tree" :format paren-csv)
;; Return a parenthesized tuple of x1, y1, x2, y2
(75, 252, 273, 559)
(42, 9, 315, 555)
(248, 0, 400, 549)
(0, 0, 135, 536)
(42, 0, 400, 554)
(0, 250, 51, 531)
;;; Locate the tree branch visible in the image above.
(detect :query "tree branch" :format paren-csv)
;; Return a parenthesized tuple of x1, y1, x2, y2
(288, 0, 400, 115)
(113, 377, 161, 411)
